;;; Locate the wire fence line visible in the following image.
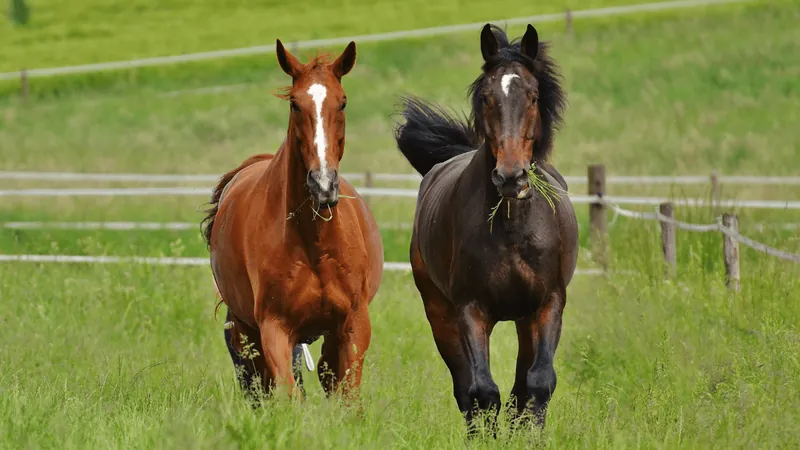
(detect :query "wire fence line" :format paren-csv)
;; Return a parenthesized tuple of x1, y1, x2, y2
(2, 186, 799, 211)
(0, 253, 610, 276)
(0, 170, 419, 183)
(0, 253, 413, 271)
(0, 0, 751, 81)
(602, 200, 800, 263)
(1, 220, 413, 231)
(7, 220, 800, 233)
(3, 170, 800, 186)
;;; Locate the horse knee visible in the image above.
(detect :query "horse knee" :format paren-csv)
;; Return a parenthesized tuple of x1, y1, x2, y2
(527, 364, 557, 405)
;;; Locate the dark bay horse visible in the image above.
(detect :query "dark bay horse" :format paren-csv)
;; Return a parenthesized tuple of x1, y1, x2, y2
(202, 39, 383, 401)
(394, 24, 578, 431)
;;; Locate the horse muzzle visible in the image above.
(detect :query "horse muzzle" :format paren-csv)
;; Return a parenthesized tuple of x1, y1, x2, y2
(307, 169, 340, 207)
(491, 166, 531, 199)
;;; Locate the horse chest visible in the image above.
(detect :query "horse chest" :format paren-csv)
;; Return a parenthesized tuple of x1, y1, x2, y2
(447, 236, 558, 319)
(258, 256, 362, 319)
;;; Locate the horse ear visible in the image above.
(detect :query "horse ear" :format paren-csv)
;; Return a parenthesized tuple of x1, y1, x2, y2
(276, 39, 302, 78)
(480, 24, 499, 61)
(520, 24, 539, 60)
(332, 41, 357, 79)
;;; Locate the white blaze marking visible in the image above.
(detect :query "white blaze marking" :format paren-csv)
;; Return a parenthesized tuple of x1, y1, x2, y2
(501, 74, 520, 96)
(307, 83, 329, 186)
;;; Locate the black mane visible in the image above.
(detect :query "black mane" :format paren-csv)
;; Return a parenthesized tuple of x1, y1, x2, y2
(469, 25, 566, 162)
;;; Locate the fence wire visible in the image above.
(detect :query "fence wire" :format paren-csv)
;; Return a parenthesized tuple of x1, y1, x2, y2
(601, 199, 800, 263)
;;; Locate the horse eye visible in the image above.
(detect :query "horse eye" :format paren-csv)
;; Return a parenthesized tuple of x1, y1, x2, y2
(290, 101, 300, 112)
(531, 94, 539, 104)
(340, 100, 347, 111)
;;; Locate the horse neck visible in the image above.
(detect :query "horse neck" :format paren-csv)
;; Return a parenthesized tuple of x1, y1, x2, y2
(267, 126, 332, 237)
(265, 127, 310, 213)
(464, 143, 503, 206)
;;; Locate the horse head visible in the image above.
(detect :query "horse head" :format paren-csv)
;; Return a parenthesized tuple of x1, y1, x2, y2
(275, 39, 357, 207)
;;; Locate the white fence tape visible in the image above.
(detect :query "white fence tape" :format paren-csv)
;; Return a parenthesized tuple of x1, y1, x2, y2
(0, 0, 751, 81)
(0, 253, 611, 274)
(1, 186, 798, 210)
(2, 171, 799, 186)
(2, 221, 413, 231)
(0, 171, 420, 183)
(6, 220, 796, 233)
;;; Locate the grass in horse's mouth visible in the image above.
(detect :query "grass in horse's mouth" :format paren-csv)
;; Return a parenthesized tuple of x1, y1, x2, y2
(287, 193, 357, 222)
(526, 162, 564, 214)
(310, 194, 357, 222)
(487, 162, 564, 233)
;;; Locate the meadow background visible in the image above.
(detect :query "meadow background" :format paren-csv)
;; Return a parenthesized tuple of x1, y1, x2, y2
(1, 0, 799, 448)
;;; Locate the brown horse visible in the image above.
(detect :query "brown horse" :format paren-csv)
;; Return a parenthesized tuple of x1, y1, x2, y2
(202, 39, 383, 401)
(394, 24, 578, 432)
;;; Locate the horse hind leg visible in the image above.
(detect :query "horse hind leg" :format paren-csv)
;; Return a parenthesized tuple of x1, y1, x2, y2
(292, 344, 306, 396)
(223, 309, 265, 403)
(509, 289, 564, 428)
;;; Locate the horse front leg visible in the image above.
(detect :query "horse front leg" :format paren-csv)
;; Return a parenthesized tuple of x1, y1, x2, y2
(456, 302, 500, 435)
(317, 307, 372, 403)
(257, 318, 300, 397)
(412, 251, 499, 436)
(509, 288, 565, 428)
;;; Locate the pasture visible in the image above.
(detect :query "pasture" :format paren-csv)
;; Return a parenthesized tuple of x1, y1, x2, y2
(1, 0, 799, 448)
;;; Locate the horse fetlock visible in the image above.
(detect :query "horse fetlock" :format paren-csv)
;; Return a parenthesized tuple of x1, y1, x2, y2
(468, 378, 502, 411)
(527, 364, 557, 406)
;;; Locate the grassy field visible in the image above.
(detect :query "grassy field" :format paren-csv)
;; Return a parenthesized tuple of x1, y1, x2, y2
(0, 0, 670, 70)
(1, 215, 798, 448)
(1, 0, 800, 448)
(1, 1, 798, 180)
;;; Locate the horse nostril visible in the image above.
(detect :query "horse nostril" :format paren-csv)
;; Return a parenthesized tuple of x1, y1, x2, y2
(491, 168, 506, 187)
(492, 167, 526, 187)
(306, 171, 318, 189)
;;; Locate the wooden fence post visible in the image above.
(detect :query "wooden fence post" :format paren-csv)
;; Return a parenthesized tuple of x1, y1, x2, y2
(588, 164, 607, 269)
(20, 69, 29, 101)
(711, 170, 720, 207)
(659, 202, 676, 279)
(565, 9, 573, 37)
(364, 171, 373, 207)
(722, 213, 740, 292)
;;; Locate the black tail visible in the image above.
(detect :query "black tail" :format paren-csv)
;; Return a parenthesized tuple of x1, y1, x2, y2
(393, 96, 478, 176)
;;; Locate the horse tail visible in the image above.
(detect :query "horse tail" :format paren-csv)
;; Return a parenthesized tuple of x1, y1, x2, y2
(201, 153, 273, 249)
(394, 96, 478, 176)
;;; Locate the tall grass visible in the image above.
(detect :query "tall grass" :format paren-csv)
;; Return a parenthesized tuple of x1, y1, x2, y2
(0, 220, 797, 448)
